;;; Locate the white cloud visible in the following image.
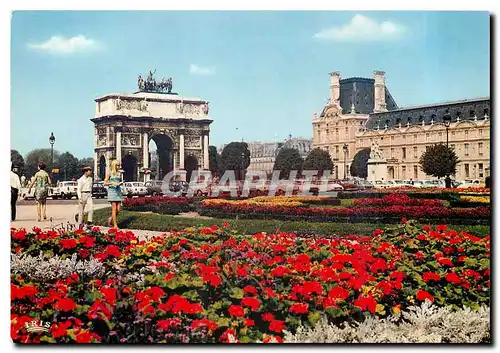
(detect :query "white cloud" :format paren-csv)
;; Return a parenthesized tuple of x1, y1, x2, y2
(189, 64, 215, 75)
(313, 14, 405, 41)
(28, 35, 99, 54)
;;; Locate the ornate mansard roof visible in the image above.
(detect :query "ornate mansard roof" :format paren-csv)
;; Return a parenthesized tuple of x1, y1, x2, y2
(365, 97, 490, 130)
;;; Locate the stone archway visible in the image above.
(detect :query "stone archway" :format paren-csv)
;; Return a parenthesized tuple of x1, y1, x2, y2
(122, 154, 138, 182)
(98, 155, 106, 181)
(150, 133, 174, 180)
(185, 155, 199, 182)
(387, 166, 395, 180)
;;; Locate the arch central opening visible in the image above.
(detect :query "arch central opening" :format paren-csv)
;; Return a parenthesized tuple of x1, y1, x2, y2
(149, 134, 174, 180)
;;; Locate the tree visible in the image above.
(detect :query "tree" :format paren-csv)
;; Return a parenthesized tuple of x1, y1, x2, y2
(208, 146, 220, 175)
(303, 148, 334, 176)
(57, 152, 81, 181)
(11, 150, 25, 175)
(78, 157, 94, 171)
(419, 144, 459, 182)
(273, 147, 303, 179)
(220, 142, 251, 179)
(350, 148, 371, 178)
(25, 148, 60, 178)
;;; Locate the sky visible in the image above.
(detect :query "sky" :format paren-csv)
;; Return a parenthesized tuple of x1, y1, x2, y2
(10, 11, 490, 159)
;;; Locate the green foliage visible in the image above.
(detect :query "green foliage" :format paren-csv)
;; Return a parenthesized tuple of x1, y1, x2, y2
(208, 146, 221, 175)
(273, 148, 303, 179)
(303, 148, 334, 176)
(350, 148, 370, 178)
(11, 150, 25, 175)
(419, 144, 459, 178)
(24, 148, 61, 178)
(57, 152, 81, 181)
(220, 142, 250, 178)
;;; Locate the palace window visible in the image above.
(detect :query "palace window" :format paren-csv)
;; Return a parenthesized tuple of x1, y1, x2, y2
(391, 136, 394, 143)
(402, 147, 406, 159)
(479, 163, 484, 178)
(414, 134, 417, 142)
(479, 129, 483, 137)
(465, 130, 469, 139)
(465, 164, 470, 178)
(335, 145, 339, 157)
(345, 127, 349, 137)
(426, 133, 430, 140)
(336, 128, 339, 140)
(465, 143, 470, 156)
(438, 132, 442, 139)
(413, 146, 418, 159)
(391, 148, 395, 158)
(478, 142, 483, 156)
(413, 165, 418, 179)
(402, 166, 406, 178)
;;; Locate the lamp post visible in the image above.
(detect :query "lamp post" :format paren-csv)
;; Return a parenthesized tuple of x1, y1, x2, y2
(443, 113, 452, 188)
(49, 132, 55, 184)
(240, 152, 245, 181)
(343, 143, 348, 180)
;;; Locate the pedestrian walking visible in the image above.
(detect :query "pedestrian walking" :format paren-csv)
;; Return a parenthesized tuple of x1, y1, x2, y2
(76, 166, 93, 228)
(28, 162, 51, 222)
(104, 159, 123, 228)
(10, 162, 21, 221)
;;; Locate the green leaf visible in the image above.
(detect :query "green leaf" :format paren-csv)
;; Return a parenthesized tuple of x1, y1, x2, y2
(240, 336, 251, 343)
(217, 317, 230, 328)
(308, 311, 321, 326)
(229, 287, 244, 299)
(325, 306, 345, 318)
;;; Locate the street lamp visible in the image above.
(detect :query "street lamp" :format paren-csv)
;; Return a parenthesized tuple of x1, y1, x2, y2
(49, 132, 55, 183)
(343, 143, 348, 180)
(443, 113, 452, 188)
(240, 152, 245, 181)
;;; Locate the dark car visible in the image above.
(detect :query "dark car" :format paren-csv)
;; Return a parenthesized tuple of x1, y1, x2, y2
(145, 180, 164, 196)
(92, 182, 107, 199)
(169, 180, 189, 195)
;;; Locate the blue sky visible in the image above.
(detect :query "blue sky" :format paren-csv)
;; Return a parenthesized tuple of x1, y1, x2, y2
(11, 11, 490, 159)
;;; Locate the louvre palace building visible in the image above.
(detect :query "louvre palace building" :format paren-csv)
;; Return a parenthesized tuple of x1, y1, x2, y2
(312, 71, 490, 181)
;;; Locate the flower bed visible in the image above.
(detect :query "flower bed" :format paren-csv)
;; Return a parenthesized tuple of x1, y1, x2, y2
(339, 187, 490, 201)
(199, 199, 490, 225)
(10, 221, 490, 343)
(449, 195, 491, 209)
(352, 194, 444, 208)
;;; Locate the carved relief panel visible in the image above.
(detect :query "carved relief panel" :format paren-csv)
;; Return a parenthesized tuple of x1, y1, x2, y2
(121, 133, 141, 146)
(184, 136, 201, 149)
(115, 99, 148, 112)
(97, 135, 107, 147)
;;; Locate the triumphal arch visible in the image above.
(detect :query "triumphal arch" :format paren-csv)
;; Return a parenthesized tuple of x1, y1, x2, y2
(91, 70, 212, 182)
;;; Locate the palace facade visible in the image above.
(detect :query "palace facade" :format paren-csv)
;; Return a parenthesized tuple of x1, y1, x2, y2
(312, 71, 490, 181)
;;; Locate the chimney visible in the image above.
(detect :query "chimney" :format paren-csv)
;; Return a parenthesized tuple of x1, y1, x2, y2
(329, 72, 341, 106)
(373, 70, 387, 113)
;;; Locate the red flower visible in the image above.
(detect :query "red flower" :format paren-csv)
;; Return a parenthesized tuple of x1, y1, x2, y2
(263, 335, 284, 343)
(289, 303, 309, 314)
(243, 285, 258, 296)
(373, 229, 384, 236)
(261, 313, 275, 322)
(416, 290, 434, 302)
(241, 297, 261, 311)
(327, 287, 350, 301)
(271, 266, 291, 277)
(414, 251, 425, 259)
(100, 287, 118, 305)
(438, 257, 454, 267)
(353, 295, 377, 313)
(417, 234, 427, 241)
(50, 321, 71, 338)
(228, 305, 245, 317)
(422, 272, 441, 283)
(157, 318, 182, 331)
(202, 273, 222, 287)
(75, 331, 96, 343)
(244, 318, 255, 327)
(59, 239, 78, 250)
(436, 224, 448, 232)
(54, 298, 77, 312)
(12, 229, 27, 241)
(192, 318, 217, 331)
(222, 222, 229, 227)
(389, 271, 406, 282)
(445, 272, 462, 284)
(269, 319, 286, 333)
(78, 249, 90, 259)
(105, 245, 121, 258)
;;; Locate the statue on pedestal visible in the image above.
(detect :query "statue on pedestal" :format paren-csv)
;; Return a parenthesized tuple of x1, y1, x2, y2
(370, 141, 383, 160)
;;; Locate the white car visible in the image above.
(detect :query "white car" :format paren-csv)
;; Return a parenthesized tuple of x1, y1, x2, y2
(404, 180, 426, 188)
(20, 187, 35, 200)
(52, 181, 78, 199)
(457, 179, 485, 189)
(422, 180, 446, 188)
(392, 180, 413, 188)
(121, 182, 148, 197)
(373, 180, 398, 189)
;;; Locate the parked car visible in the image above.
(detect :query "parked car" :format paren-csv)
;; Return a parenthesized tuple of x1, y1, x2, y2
(121, 182, 148, 197)
(373, 180, 397, 189)
(353, 179, 375, 190)
(392, 180, 413, 188)
(404, 180, 426, 188)
(92, 182, 107, 199)
(168, 180, 190, 196)
(145, 180, 164, 196)
(457, 179, 485, 188)
(422, 179, 446, 188)
(52, 181, 78, 199)
(20, 187, 35, 200)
